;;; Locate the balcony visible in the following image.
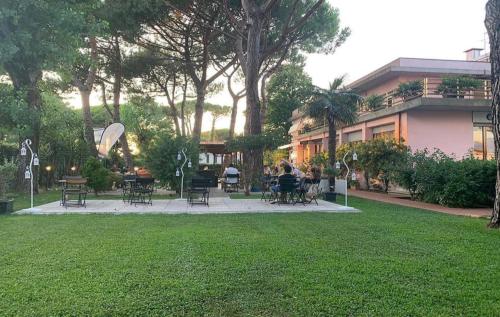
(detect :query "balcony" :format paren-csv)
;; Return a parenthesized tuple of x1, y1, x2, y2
(360, 77, 492, 112)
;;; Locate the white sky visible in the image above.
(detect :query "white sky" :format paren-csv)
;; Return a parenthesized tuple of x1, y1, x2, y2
(69, 0, 489, 133)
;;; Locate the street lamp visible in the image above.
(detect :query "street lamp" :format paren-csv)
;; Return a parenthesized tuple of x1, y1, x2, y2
(340, 150, 358, 207)
(45, 166, 52, 191)
(176, 148, 191, 199)
(20, 139, 40, 211)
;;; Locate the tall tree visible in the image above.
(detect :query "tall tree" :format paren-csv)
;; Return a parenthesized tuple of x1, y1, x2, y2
(305, 77, 361, 193)
(224, 0, 350, 191)
(138, 1, 236, 141)
(206, 104, 232, 141)
(0, 0, 87, 191)
(225, 64, 246, 139)
(72, 37, 100, 158)
(266, 63, 314, 144)
(486, 0, 500, 228)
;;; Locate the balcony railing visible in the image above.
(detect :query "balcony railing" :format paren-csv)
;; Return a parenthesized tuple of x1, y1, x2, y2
(360, 77, 492, 112)
(296, 77, 492, 135)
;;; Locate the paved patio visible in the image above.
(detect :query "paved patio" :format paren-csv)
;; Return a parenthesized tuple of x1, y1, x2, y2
(16, 198, 358, 215)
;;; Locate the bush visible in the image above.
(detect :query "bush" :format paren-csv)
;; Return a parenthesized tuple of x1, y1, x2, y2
(394, 80, 423, 100)
(364, 94, 385, 110)
(436, 76, 482, 98)
(392, 150, 496, 208)
(81, 157, 111, 195)
(145, 136, 199, 192)
(0, 159, 17, 199)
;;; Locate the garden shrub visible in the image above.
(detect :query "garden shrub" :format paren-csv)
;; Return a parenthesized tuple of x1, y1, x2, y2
(145, 136, 198, 192)
(81, 157, 111, 194)
(392, 150, 496, 208)
(0, 159, 17, 198)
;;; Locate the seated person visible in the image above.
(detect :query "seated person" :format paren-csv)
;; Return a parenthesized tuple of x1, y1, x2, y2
(223, 164, 239, 184)
(271, 164, 296, 193)
(263, 165, 272, 177)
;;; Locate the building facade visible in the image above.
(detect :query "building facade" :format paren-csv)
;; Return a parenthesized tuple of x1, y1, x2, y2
(289, 51, 493, 165)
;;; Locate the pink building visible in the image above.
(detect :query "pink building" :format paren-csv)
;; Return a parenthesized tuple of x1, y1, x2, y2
(289, 50, 493, 165)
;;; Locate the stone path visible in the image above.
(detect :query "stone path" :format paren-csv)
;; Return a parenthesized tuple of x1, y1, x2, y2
(16, 198, 358, 215)
(348, 189, 491, 218)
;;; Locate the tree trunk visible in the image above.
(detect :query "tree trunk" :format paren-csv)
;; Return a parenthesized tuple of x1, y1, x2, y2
(192, 87, 205, 141)
(12, 70, 43, 193)
(486, 0, 500, 227)
(111, 37, 134, 171)
(80, 89, 99, 158)
(242, 12, 264, 195)
(210, 118, 216, 141)
(260, 72, 271, 129)
(328, 119, 337, 192)
(229, 97, 240, 139)
(181, 75, 188, 137)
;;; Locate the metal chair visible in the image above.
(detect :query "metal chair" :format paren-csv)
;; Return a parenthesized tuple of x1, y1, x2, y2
(223, 173, 239, 192)
(129, 177, 154, 206)
(277, 177, 298, 205)
(60, 176, 88, 208)
(122, 174, 137, 202)
(188, 177, 211, 206)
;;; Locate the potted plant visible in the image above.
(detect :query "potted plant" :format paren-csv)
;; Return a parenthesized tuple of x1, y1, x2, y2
(394, 80, 423, 101)
(322, 166, 338, 202)
(363, 94, 385, 111)
(436, 76, 482, 98)
(0, 160, 17, 214)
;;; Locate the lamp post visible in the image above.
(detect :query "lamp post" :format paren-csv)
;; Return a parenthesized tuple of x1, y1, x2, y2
(176, 148, 192, 199)
(336, 150, 358, 207)
(45, 165, 52, 191)
(20, 139, 40, 211)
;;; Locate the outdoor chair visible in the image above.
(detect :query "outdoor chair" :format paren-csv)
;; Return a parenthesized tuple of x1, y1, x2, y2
(129, 177, 154, 206)
(187, 177, 211, 206)
(260, 176, 273, 201)
(303, 179, 322, 205)
(223, 173, 240, 193)
(276, 177, 298, 205)
(122, 174, 137, 202)
(60, 176, 88, 208)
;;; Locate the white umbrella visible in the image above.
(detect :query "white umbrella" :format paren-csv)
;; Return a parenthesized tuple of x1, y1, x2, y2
(97, 123, 125, 158)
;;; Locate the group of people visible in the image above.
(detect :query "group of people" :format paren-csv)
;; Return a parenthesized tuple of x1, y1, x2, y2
(264, 160, 321, 183)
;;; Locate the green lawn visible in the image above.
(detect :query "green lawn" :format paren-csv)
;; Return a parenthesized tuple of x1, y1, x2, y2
(1, 197, 500, 316)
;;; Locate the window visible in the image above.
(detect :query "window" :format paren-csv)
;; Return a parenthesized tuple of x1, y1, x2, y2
(473, 126, 494, 160)
(372, 124, 395, 140)
(345, 131, 362, 143)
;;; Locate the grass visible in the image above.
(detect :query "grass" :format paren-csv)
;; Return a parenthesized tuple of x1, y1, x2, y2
(1, 197, 500, 316)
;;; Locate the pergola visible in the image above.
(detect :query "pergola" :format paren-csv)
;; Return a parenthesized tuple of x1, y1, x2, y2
(199, 141, 242, 167)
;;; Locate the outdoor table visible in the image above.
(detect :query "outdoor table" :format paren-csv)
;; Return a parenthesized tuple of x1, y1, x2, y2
(59, 178, 88, 207)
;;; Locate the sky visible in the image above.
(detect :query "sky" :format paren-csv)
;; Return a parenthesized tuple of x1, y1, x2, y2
(208, 0, 489, 132)
(69, 0, 489, 133)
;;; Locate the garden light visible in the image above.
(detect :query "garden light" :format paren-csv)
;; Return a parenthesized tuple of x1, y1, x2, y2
(335, 161, 341, 169)
(188, 160, 192, 168)
(353, 152, 358, 161)
(24, 166, 30, 179)
(351, 172, 357, 181)
(176, 168, 180, 177)
(21, 145, 27, 156)
(45, 166, 52, 172)
(177, 152, 182, 161)
(33, 154, 39, 166)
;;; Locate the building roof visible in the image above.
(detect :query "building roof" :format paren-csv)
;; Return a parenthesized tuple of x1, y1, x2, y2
(348, 57, 491, 92)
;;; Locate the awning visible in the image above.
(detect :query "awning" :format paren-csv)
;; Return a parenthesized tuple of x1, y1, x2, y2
(278, 143, 293, 150)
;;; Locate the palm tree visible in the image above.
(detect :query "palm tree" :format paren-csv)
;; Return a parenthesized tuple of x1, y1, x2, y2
(305, 76, 362, 193)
